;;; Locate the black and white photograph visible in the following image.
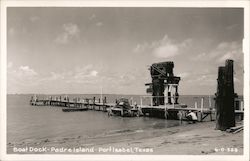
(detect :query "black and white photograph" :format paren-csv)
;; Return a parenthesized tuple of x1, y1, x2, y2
(0, 1, 249, 161)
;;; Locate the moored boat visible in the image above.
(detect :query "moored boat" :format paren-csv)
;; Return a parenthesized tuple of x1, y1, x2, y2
(62, 108, 88, 112)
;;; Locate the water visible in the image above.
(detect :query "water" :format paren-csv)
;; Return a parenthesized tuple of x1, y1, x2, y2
(7, 94, 214, 144)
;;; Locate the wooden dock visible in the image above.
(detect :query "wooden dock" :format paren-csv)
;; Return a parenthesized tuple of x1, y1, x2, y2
(30, 96, 243, 122)
(30, 96, 115, 112)
(140, 104, 215, 122)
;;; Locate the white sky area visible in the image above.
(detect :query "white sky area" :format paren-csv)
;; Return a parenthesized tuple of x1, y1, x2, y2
(7, 8, 244, 95)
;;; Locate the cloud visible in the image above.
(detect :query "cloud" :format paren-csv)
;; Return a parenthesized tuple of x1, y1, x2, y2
(55, 23, 80, 44)
(215, 41, 242, 63)
(153, 36, 192, 58)
(153, 43, 179, 58)
(49, 72, 65, 80)
(46, 65, 99, 84)
(96, 22, 103, 27)
(133, 35, 192, 58)
(133, 43, 150, 53)
(177, 72, 190, 79)
(90, 70, 98, 76)
(63, 23, 80, 35)
(8, 64, 100, 89)
(191, 52, 207, 61)
(192, 41, 243, 64)
(19, 66, 38, 76)
(186, 74, 216, 86)
(55, 34, 69, 44)
(8, 65, 39, 88)
(73, 69, 98, 80)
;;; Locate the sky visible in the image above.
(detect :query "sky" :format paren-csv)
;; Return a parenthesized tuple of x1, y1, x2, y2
(7, 7, 244, 95)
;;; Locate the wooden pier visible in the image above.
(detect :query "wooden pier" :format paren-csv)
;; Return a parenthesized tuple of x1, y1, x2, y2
(30, 96, 115, 112)
(30, 95, 243, 122)
(140, 104, 215, 122)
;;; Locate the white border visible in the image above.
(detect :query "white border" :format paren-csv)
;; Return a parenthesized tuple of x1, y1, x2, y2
(0, 1, 249, 161)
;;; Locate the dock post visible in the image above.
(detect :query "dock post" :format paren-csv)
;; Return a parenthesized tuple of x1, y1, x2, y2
(104, 97, 106, 105)
(93, 98, 95, 110)
(140, 97, 143, 108)
(240, 101, 244, 111)
(215, 60, 235, 130)
(168, 92, 172, 104)
(175, 86, 179, 104)
(164, 97, 168, 119)
(201, 97, 204, 113)
(195, 101, 198, 109)
(224, 60, 235, 127)
(209, 95, 212, 108)
(172, 96, 175, 108)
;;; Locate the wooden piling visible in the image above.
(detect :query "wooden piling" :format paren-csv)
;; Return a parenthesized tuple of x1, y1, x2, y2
(104, 97, 107, 104)
(215, 60, 235, 131)
(224, 60, 235, 127)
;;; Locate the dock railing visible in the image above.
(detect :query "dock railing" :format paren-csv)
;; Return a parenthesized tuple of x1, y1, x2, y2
(139, 95, 179, 118)
(139, 95, 178, 107)
(139, 95, 217, 111)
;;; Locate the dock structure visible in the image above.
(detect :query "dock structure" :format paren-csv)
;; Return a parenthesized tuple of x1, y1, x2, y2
(30, 94, 244, 122)
(30, 96, 115, 112)
(145, 62, 181, 106)
(139, 96, 215, 122)
(143, 61, 199, 120)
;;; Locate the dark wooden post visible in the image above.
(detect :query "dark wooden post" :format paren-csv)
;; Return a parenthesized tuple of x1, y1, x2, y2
(152, 78, 165, 106)
(175, 86, 179, 104)
(215, 66, 225, 130)
(224, 60, 235, 128)
(215, 60, 235, 131)
(167, 86, 172, 105)
(104, 97, 107, 104)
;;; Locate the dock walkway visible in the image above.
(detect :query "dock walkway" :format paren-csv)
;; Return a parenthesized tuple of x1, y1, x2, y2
(30, 97, 243, 122)
(30, 97, 115, 112)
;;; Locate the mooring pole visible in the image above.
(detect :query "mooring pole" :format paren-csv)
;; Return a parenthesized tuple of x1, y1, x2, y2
(201, 97, 204, 113)
(215, 60, 235, 130)
(209, 95, 212, 108)
(140, 97, 143, 108)
(104, 97, 106, 105)
(224, 60, 235, 128)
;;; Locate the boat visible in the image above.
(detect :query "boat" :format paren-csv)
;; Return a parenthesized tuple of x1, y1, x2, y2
(62, 108, 88, 112)
(108, 98, 140, 117)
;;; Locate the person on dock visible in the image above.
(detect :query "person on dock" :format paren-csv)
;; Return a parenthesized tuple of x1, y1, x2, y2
(177, 111, 183, 123)
(186, 110, 198, 123)
(134, 102, 138, 109)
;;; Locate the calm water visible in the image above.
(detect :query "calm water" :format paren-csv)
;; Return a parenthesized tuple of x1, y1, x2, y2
(7, 94, 214, 144)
